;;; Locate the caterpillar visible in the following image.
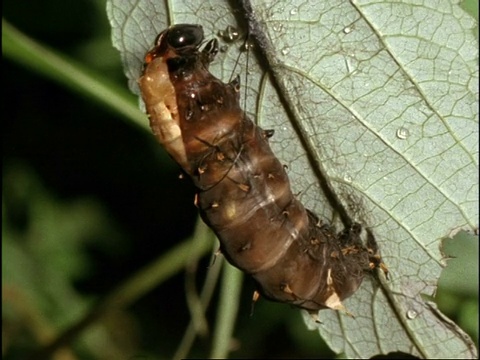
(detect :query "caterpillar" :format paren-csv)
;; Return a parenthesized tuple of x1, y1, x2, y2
(139, 24, 386, 315)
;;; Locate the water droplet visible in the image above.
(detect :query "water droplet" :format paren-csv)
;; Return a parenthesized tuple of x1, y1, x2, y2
(281, 47, 290, 55)
(290, 7, 298, 15)
(272, 23, 284, 32)
(241, 40, 254, 52)
(343, 174, 352, 183)
(345, 58, 356, 74)
(343, 26, 352, 34)
(218, 25, 240, 43)
(406, 309, 418, 319)
(396, 127, 410, 140)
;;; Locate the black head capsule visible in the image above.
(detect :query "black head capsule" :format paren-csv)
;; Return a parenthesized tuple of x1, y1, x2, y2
(164, 24, 204, 51)
(145, 24, 204, 65)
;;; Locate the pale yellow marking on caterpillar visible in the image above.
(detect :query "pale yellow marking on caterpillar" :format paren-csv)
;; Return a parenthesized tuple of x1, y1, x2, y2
(324, 268, 346, 311)
(139, 57, 189, 170)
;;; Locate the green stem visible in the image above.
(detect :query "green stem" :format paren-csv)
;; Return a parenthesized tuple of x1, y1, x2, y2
(173, 247, 224, 360)
(2, 19, 147, 130)
(28, 219, 213, 360)
(210, 263, 243, 359)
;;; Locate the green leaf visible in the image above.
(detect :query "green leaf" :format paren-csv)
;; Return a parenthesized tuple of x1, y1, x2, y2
(2, 165, 116, 330)
(107, 0, 478, 358)
(439, 231, 478, 297)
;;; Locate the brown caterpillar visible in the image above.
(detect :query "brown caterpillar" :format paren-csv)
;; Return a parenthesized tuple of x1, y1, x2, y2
(139, 24, 386, 314)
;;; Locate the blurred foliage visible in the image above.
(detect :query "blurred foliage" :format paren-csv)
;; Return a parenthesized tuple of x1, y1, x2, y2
(437, 231, 479, 345)
(3, 164, 137, 359)
(2, 0, 478, 358)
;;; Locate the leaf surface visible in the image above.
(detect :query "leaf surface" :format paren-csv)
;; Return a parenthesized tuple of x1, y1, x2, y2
(107, 0, 478, 357)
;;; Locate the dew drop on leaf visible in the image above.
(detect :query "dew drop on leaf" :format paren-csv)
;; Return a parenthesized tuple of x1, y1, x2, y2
(218, 25, 240, 43)
(272, 23, 284, 32)
(396, 127, 410, 140)
(406, 309, 418, 319)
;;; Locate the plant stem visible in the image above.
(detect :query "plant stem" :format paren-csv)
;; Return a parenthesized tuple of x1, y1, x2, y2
(2, 19, 147, 130)
(209, 263, 243, 359)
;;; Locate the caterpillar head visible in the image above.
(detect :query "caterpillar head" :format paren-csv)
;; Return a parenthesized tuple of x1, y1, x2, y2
(144, 24, 204, 64)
